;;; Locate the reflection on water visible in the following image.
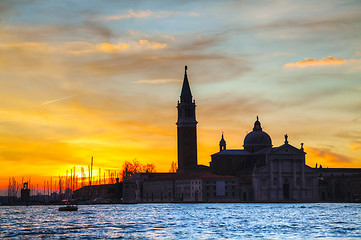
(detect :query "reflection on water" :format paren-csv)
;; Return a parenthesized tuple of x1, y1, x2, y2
(1, 203, 361, 239)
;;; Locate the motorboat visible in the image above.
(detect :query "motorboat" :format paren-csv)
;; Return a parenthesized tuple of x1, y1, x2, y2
(58, 205, 78, 211)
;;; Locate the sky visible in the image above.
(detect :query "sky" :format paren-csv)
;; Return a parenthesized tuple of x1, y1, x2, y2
(0, 0, 360, 194)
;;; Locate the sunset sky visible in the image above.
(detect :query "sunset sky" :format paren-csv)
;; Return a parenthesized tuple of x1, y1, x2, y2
(1, 0, 360, 194)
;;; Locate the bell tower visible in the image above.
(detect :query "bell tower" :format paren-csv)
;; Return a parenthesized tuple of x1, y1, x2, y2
(177, 66, 198, 172)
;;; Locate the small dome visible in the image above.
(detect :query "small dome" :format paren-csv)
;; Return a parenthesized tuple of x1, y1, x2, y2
(243, 117, 272, 152)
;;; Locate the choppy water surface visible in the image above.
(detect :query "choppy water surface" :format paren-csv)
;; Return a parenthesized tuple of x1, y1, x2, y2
(0, 203, 360, 239)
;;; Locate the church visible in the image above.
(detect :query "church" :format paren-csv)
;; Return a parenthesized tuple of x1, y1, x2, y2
(174, 65, 318, 201)
(121, 66, 361, 203)
(210, 118, 318, 201)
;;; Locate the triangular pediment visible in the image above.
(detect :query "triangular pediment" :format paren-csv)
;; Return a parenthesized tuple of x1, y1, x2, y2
(271, 144, 305, 155)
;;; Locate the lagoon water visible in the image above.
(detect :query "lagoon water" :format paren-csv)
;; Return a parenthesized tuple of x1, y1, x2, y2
(1, 203, 361, 239)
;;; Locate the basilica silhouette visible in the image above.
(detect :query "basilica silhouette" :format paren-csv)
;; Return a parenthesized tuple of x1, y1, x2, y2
(120, 66, 361, 203)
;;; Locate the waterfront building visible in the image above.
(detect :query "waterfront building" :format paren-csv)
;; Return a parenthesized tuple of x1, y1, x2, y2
(123, 172, 239, 203)
(143, 178, 174, 202)
(317, 168, 361, 202)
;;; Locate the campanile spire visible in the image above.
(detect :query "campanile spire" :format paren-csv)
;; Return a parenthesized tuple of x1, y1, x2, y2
(180, 65, 192, 103)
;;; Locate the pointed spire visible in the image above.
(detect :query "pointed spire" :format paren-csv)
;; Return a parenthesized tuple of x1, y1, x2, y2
(220, 132, 226, 144)
(180, 65, 192, 103)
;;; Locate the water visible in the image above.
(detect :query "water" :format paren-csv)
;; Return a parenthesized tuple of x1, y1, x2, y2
(0, 203, 360, 239)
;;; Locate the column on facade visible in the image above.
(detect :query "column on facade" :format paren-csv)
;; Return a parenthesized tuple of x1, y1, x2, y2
(301, 160, 305, 199)
(301, 160, 305, 186)
(292, 159, 296, 199)
(278, 159, 282, 199)
(268, 155, 273, 200)
(269, 155, 273, 187)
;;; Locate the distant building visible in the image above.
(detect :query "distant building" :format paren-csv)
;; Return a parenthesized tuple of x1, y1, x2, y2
(317, 168, 361, 202)
(123, 172, 239, 203)
(73, 180, 122, 203)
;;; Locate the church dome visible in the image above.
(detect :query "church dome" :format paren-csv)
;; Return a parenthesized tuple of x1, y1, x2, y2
(243, 117, 272, 153)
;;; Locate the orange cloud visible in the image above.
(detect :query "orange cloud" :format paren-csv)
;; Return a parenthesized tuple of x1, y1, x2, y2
(97, 40, 166, 52)
(5, 42, 46, 50)
(305, 146, 352, 168)
(0, 41, 101, 57)
(0, 39, 166, 56)
(138, 39, 167, 49)
(96, 42, 129, 52)
(350, 144, 361, 151)
(284, 56, 347, 68)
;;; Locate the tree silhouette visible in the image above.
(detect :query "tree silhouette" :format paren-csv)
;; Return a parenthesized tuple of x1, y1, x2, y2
(169, 161, 178, 173)
(121, 159, 157, 181)
(143, 163, 156, 173)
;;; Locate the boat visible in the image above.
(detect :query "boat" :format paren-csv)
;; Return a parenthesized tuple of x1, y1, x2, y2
(58, 205, 78, 211)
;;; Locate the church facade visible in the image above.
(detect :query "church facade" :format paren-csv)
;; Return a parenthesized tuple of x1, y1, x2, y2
(211, 119, 318, 202)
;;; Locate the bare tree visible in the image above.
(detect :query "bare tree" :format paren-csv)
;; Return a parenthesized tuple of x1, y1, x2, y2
(121, 159, 157, 181)
(121, 160, 134, 181)
(143, 163, 156, 173)
(169, 161, 178, 173)
(132, 159, 143, 173)
(8, 177, 20, 201)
